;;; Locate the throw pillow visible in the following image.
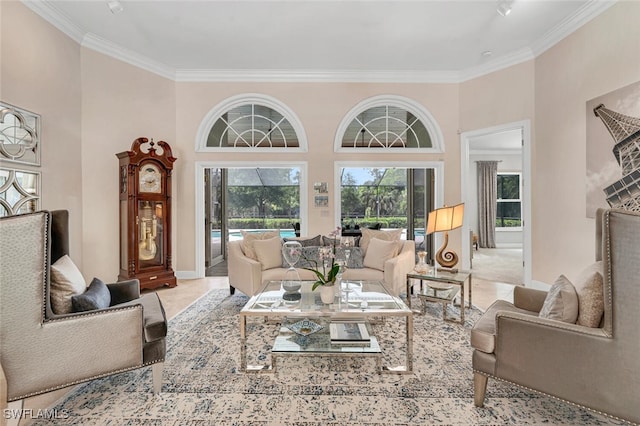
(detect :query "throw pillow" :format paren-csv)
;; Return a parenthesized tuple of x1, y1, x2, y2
(72, 277, 111, 312)
(363, 238, 399, 271)
(284, 235, 322, 247)
(538, 275, 579, 323)
(573, 261, 605, 327)
(240, 230, 280, 260)
(253, 236, 283, 270)
(50, 255, 87, 314)
(359, 228, 402, 254)
(335, 246, 364, 269)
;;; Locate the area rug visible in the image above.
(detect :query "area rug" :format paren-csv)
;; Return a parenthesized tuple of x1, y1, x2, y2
(33, 289, 620, 425)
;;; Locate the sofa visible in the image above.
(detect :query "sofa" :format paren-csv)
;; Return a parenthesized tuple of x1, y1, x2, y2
(470, 208, 640, 424)
(228, 228, 416, 297)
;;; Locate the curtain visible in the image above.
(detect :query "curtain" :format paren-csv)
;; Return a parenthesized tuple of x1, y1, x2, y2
(477, 161, 498, 248)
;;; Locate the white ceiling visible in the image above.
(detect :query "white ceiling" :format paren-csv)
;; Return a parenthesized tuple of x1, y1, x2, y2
(24, 0, 615, 82)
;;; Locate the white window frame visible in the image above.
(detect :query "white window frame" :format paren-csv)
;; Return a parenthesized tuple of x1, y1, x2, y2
(496, 171, 522, 231)
(195, 93, 308, 153)
(334, 95, 444, 154)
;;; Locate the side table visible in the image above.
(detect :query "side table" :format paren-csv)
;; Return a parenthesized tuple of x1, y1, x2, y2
(406, 270, 472, 324)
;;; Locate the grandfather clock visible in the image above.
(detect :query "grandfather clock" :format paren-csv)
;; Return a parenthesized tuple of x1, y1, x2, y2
(117, 137, 177, 289)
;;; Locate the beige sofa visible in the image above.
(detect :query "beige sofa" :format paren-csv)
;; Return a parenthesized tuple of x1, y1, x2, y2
(228, 236, 416, 297)
(471, 208, 640, 424)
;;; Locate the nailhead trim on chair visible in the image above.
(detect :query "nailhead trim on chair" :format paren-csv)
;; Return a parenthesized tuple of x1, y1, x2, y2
(472, 369, 637, 426)
(8, 359, 164, 402)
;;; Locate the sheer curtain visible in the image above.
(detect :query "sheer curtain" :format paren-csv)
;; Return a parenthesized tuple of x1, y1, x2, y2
(477, 161, 498, 248)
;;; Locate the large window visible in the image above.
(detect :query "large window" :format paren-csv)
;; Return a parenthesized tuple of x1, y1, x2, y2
(496, 173, 522, 228)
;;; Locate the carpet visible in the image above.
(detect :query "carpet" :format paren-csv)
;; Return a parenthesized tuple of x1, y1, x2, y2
(33, 289, 619, 425)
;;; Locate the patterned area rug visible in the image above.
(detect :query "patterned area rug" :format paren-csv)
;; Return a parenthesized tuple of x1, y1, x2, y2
(34, 289, 620, 425)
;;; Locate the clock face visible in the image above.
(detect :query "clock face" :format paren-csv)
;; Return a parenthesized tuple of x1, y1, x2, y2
(139, 163, 162, 193)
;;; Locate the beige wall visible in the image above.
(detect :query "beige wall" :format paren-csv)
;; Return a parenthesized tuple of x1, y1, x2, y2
(1, 2, 84, 266)
(533, 1, 640, 283)
(175, 82, 458, 273)
(4, 1, 639, 284)
(80, 50, 176, 281)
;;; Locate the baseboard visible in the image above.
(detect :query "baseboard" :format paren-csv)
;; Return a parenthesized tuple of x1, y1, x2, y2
(176, 270, 199, 279)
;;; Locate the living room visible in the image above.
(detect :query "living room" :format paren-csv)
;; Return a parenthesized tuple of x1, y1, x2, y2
(2, 1, 639, 424)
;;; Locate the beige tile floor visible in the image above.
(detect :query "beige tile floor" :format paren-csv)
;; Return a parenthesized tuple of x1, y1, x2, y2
(20, 276, 515, 425)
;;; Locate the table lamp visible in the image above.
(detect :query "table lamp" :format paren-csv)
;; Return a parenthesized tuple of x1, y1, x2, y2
(426, 203, 464, 271)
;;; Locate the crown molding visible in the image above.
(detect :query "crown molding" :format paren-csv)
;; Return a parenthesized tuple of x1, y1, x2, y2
(21, 0, 85, 44)
(82, 33, 176, 80)
(175, 69, 462, 83)
(530, 0, 617, 57)
(458, 47, 535, 82)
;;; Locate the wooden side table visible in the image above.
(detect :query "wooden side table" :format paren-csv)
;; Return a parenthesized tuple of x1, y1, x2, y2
(406, 270, 472, 324)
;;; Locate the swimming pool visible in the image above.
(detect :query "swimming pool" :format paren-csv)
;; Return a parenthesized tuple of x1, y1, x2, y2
(211, 229, 296, 241)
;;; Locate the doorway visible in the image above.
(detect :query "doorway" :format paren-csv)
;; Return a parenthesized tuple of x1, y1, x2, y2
(204, 168, 227, 275)
(460, 121, 531, 286)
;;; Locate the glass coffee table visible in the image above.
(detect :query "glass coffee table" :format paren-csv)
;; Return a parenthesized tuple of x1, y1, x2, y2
(239, 280, 413, 374)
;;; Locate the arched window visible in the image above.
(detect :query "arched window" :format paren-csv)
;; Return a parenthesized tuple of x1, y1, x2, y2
(196, 94, 307, 152)
(335, 96, 444, 153)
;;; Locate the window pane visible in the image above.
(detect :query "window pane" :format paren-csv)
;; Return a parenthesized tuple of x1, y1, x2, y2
(496, 201, 521, 227)
(497, 174, 520, 199)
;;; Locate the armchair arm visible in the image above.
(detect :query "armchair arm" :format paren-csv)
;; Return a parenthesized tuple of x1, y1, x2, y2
(10, 306, 144, 401)
(493, 310, 616, 407)
(228, 240, 263, 296)
(383, 240, 416, 296)
(513, 286, 547, 312)
(107, 279, 141, 305)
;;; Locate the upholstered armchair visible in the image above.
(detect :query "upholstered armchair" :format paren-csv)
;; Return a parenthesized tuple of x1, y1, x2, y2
(471, 209, 640, 424)
(0, 211, 167, 425)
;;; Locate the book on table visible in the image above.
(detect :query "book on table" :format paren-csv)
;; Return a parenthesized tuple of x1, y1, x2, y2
(330, 321, 370, 346)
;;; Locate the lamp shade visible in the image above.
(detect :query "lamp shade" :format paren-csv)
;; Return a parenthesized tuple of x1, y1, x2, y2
(426, 203, 464, 234)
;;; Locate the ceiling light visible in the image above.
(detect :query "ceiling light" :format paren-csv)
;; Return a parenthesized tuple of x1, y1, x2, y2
(107, 0, 124, 14)
(482, 50, 493, 57)
(497, 0, 512, 17)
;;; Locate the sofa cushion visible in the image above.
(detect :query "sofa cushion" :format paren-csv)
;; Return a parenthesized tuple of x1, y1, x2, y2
(72, 277, 111, 312)
(240, 230, 280, 260)
(471, 299, 538, 354)
(574, 261, 604, 327)
(359, 228, 402, 254)
(50, 255, 87, 314)
(538, 275, 579, 323)
(254, 236, 283, 270)
(363, 238, 399, 271)
(285, 235, 322, 247)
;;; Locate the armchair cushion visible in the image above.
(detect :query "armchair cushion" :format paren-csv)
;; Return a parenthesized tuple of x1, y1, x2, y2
(254, 236, 283, 270)
(240, 230, 280, 260)
(363, 238, 399, 271)
(359, 228, 402, 254)
(107, 279, 141, 305)
(50, 254, 87, 314)
(538, 275, 578, 323)
(72, 277, 111, 312)
(471, 299, 538, 354)
(574, 261, 604, 327)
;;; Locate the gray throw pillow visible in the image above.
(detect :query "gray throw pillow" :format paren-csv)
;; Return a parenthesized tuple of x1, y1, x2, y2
(539, 275, 579, 323)
(72, 278, 111, 312)
(284, 235, 322, 247)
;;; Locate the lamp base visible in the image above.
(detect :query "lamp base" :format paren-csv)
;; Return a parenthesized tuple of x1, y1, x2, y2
(435, 231, 459, 269)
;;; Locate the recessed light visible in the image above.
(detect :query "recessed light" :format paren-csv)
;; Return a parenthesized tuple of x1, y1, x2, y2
(482, 50, 493, 57)
(107, 0, 124, 14)
(497, 0, 512, 17)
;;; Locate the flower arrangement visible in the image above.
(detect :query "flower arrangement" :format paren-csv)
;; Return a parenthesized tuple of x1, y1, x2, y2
(303, 226, 341, 291)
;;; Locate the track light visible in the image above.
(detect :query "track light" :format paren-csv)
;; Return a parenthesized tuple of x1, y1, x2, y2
(107, 0, 124, 14)
(497, 0, 512, 17)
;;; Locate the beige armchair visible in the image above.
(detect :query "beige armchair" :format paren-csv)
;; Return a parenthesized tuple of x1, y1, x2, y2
(471, 209, 640, 424)
(0, 211, 167, 426)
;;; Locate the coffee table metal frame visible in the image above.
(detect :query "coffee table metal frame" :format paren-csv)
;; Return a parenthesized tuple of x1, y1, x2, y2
(239, 280, 413, 374)
(406, 270, 472, 324)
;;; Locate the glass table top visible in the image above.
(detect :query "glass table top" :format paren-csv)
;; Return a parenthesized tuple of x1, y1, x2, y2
(241, 280, 410, 317)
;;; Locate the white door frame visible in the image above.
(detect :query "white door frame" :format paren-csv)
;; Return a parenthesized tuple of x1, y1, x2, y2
(194, 161, 308, 279)
(460, 120, 532, 285)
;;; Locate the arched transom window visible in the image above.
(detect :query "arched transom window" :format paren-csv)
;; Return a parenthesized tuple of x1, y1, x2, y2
(335, 96, 444, 153)
(197, 94, 307, 152)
